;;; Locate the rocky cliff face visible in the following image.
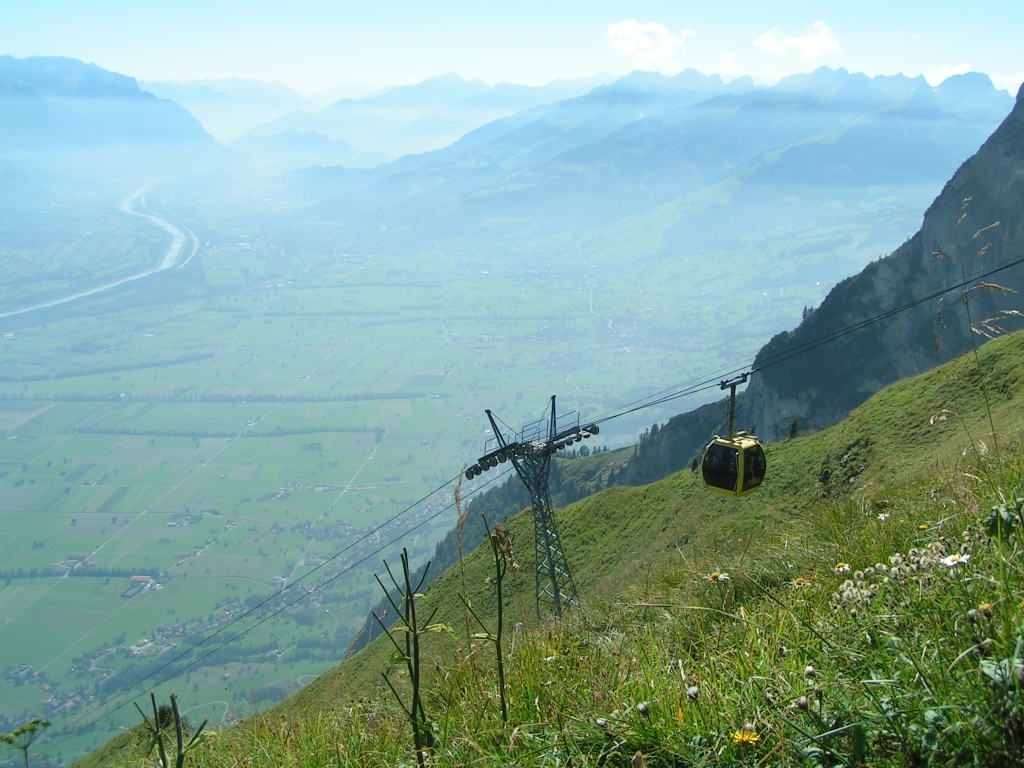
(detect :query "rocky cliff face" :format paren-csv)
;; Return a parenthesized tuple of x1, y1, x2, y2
(745, 84, 1024, 440)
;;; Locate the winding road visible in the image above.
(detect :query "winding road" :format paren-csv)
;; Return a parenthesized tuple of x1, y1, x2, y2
(0, 182, 199, 319)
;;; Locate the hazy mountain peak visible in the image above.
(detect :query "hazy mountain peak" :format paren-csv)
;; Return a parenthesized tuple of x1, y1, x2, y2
(933, 71, 1012, 117)
(935, 70, 997, 96)
(774, 66, 854, 95)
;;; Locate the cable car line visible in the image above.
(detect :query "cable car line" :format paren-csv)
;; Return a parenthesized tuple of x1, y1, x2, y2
(47, 251, 1024, 746)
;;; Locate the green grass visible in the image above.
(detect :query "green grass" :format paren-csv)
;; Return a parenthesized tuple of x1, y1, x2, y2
(68, 329, 1024, 767)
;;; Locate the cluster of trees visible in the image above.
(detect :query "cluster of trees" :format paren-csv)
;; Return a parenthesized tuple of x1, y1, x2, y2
(0, 352, 214, 382)
(0, 565, 159, 582)
(561, 444, 609, 460)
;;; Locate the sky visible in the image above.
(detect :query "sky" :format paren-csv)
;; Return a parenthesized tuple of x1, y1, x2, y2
(2, 0, 1023, 96)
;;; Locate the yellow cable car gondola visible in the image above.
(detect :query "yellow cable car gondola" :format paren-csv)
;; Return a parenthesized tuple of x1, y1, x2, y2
(701, 373, 767, 498)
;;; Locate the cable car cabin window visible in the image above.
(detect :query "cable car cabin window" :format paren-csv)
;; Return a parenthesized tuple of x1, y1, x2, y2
(742, 443, 767, 492)
(702, 442, 739, 492)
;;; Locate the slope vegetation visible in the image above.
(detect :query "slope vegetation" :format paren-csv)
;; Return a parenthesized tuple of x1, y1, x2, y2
(78, 327, 1024, 767)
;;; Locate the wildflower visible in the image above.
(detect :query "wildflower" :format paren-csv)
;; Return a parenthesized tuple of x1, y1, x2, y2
(878, 513, 890, 521)
(940, 553, 970, 568)
(686, 685, 700, 702)
(834, 562, 851, 574)
(792, 696, 809, 711)
(636, 701, 651, 717)
(918, 524, 929, 531)
(804, 664, 816, 679)
(980, 602, 993, 618)
(732, 724, 760, 745)
(705, 571, 730, 582)
(790, 577, 811, 588)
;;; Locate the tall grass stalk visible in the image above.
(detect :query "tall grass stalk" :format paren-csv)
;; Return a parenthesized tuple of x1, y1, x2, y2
(372, 548, 439, 768)
(460, 518, 514, 723)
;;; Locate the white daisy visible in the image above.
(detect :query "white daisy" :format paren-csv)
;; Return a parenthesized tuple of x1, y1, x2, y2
(940, 554, 970, 568)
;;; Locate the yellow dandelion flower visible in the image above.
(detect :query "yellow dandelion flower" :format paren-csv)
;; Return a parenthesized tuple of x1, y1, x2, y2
(705, 571, 730, 582)
(918, 524, 929, 531)
(834, 562, 851, 574)
(790, 577, 812, 588)
(732, 727, 761, 745)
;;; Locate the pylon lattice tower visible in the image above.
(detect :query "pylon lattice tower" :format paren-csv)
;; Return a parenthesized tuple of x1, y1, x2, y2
(465, 396, 599, 619)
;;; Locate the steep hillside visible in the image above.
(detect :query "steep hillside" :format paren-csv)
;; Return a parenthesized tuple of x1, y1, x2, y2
(747, 83, 1024, 440)
(77, 327, 1024, 767)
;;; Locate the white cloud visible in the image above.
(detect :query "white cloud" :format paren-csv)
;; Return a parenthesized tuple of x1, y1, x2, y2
(607, 20, 696, 72)
(993, 72, 1024, 96)
(924, 63, 971, 86)
(753, 21, 840, 60)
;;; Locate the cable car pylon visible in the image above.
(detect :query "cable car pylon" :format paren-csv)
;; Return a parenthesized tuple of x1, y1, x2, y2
(464, 396, 599, 620)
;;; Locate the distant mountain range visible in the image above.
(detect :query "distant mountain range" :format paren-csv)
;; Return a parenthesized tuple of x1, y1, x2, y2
(283, 67, 1012, 250)
(2, 54, 1012, 192)
(237, 72, 615, 165)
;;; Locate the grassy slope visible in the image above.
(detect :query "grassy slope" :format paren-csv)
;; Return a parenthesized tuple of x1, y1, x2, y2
(75, 329, 1024, 767)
